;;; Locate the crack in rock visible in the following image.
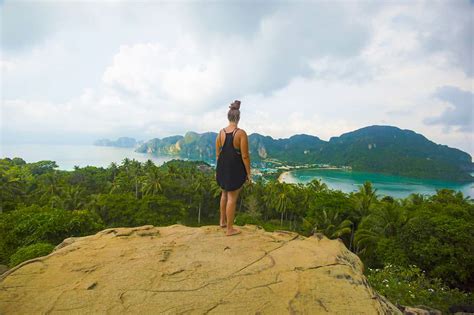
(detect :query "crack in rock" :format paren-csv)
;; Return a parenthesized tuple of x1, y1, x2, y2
(232, 234, 299, 276)
(0, 224, 401, 314)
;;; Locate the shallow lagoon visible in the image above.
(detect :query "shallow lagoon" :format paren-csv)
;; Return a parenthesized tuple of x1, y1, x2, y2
(279, 168, 474, 199)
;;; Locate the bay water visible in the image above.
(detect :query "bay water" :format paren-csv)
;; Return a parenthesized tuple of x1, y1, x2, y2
(279, 168, 474, 199)
(2, 144, 473, 198)
(1, 144, 174, 170)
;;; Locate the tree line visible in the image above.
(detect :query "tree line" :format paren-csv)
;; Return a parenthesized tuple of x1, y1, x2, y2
(0, 157, 472, 312)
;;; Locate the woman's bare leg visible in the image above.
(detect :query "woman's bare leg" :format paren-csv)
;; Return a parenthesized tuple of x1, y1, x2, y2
(226, 186, 242, 235)
(220, 190, 228, 226)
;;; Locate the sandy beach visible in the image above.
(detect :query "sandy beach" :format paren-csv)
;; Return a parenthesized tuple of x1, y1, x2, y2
(278, 171, 290, 183)
(278, 167, 352, 183)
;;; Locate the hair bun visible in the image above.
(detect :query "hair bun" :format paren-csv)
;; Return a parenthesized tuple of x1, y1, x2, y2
(229, 100, 241, 110)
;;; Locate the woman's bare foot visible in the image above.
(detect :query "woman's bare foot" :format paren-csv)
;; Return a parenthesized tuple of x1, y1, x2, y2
(226, 227, 241, 236)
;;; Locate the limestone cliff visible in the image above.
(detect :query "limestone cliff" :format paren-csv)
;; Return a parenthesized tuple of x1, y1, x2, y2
(0, 224, 400, 314)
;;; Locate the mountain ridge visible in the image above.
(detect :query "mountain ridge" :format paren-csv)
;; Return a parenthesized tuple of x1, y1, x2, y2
(135, 125, 473, 182)
(94, 137, 141, 148)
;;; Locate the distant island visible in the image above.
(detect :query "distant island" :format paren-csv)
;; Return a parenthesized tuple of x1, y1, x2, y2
(135, 125, 474, 182)
(94, 137, 141, 148)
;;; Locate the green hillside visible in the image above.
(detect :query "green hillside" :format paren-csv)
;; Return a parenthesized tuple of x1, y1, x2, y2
(135, 125, 474, 182)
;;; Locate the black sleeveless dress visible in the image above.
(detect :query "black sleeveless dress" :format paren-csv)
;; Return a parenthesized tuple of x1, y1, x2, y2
(216, 128, 247, 191)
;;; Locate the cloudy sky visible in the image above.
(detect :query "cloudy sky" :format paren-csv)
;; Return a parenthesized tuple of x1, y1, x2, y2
(1, 0, 473, 155)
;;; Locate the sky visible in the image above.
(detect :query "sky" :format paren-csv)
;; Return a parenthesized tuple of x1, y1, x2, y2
(1, 0, 473, 155)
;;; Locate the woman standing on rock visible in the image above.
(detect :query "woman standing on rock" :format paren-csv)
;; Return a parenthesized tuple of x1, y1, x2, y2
(215, 100, 251, 236)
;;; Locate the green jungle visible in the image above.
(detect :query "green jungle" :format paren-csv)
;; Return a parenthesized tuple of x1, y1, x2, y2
(0, 157, 472, 312)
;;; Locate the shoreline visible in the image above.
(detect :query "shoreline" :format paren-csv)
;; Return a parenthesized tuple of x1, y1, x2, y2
(277, 171, 289, 183)
(277, 167, 348, 183)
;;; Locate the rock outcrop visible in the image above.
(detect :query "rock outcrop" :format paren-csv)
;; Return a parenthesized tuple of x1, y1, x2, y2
(0, 224, 400, 314)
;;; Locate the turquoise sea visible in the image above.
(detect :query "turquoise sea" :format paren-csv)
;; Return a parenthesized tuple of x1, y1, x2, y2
(279, 168, 474, 199)
(2, 144, 473, 199)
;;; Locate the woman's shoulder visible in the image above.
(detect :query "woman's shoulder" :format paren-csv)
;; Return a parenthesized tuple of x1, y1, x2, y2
(235, 128, 248, 142)
(237, 128, 247, 135)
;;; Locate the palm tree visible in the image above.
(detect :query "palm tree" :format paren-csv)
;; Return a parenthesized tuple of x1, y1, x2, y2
(121, 158, 132, 169)
(306, 208, 353, 239)
(130, 159, 143, 199)
(274, 183, 293, 227)
(307, 178, 328, 193)
(354, 202, 408, 256)
(0, 170, 23, 213)
(349, 181, 379, 250)
(261, 181, 277, 219)
(108, 162, 119, 181)
(289, 183, 310, 230)
(431, 188, 471, 205)
(355, 181, 378, 216)
(36, 171, 62, 207)
(144, 159, 155, 171)
(210, 180, 222, 199)
(191, 174, 205, 224)
(109, 176, 122, 194)
(166, 164, 183, 180)
(118, 159, 143, 199)
(237, 179, 254, 212)
(63, 185, 86, 210)
(407, 193, 425, 206)
(244, 194, 262, 221)
(142, 167, 162, 196)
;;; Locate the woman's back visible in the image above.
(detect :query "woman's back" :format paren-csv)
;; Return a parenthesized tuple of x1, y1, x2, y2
(216, 127, 247, 191)
(218, 127, 245, 151)
(215, 100, 250, 236)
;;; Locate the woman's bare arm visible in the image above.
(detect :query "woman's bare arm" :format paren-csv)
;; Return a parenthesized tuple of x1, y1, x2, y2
(240, 130, 251, 179)
(215, 131, 221, 163)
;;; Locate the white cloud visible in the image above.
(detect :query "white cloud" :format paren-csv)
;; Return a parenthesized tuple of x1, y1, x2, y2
(1, 0, 473, 156)
(102, 41, 223, 111)
(424, 86, 474, 133)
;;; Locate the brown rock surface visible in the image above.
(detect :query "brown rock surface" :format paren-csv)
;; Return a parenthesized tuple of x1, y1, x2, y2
(0, 224, 400, 314)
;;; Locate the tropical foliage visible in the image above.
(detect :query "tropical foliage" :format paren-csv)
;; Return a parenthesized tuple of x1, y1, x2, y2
(0, 157, 472, 310)
(367, 264, 473, 313)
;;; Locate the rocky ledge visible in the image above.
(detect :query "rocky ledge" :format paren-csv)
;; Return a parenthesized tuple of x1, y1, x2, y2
(0, 224, 400, 314)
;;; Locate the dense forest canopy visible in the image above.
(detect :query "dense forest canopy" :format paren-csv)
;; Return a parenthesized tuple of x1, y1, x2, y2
(0, 157, 472, 312)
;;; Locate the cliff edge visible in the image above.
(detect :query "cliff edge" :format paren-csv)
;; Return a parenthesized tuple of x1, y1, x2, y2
(0, 224, 400, 314)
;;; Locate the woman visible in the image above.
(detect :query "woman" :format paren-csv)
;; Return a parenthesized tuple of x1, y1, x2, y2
(215, 100, 251, 236)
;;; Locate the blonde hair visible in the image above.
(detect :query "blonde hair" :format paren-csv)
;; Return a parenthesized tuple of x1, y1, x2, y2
(228, 100, 241, 122)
